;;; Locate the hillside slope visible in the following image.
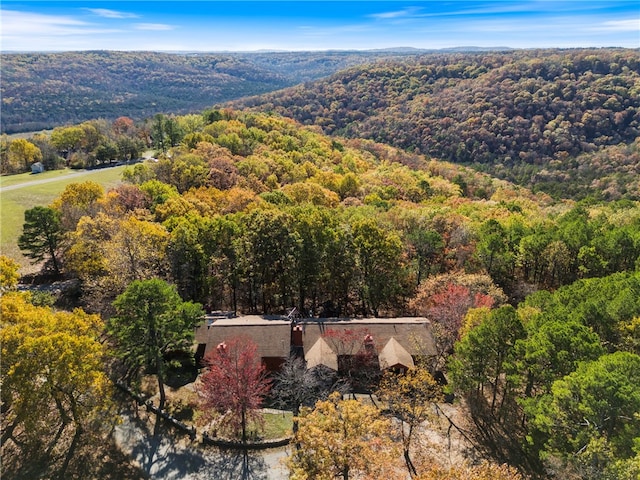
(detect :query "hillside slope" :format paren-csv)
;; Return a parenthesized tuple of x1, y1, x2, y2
(234, 49, 640, 199)
(0, 50, 423, 134)
(6, 109, 640, 480)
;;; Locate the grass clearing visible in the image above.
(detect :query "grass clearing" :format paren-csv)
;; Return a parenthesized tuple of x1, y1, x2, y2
(214, 411, 293, 440)
(0, 168, 76, 189)
(258, 411, 293, 440)
(0, 166, 127, 270)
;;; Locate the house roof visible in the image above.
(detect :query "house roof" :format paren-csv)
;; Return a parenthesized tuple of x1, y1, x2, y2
(194, 315, 436, 362)
(305, 336, 338, 371)
(379, 337, 415, 370)
(298, 317, 436, 358)
(195, 315, 291, 358)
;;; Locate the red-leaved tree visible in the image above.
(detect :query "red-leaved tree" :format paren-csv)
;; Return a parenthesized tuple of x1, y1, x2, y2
(420, 282, 494, 369)
(197, 336, 271, 443)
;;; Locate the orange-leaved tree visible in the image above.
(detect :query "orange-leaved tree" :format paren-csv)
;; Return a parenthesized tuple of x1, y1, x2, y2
(410, 273, 503, 368)
(415, 460, 524, 480)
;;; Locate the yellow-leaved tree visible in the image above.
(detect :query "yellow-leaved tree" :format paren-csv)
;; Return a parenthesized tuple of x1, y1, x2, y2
(288, 392, 402, 480)
(65, 213, 170, 313)
(0, 255, 20, 292)
(50, 180, 104, 231)
(1, 292, 112, 478)
(377, 365, 443, 478)
(7, 138, 42, 173)
(415, 460, 524, 480)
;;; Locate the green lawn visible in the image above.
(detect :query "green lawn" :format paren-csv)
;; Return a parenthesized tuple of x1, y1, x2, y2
(257, 411, 293, 440)
(206, 412, 294, 441)
(0, 168, 76, 189)
(0, 166, 127, 271)
(235, 411, 293, 441)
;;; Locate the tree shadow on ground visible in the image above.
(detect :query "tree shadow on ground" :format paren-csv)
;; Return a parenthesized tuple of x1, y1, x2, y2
(200, 449, 269, 480)
(165, 362, 199, 389)
(119, 411, 273, 480)
(128, 414, 205, 477)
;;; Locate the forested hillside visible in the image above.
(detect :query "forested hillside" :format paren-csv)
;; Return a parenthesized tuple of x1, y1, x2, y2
(235, 48, 640, 199)
(8, 109, 640, 315)
(3, 47, 640, 480)
(3, 108, 640, 479)
(7, 48, 638, 199)
(0, 49, 422, 134)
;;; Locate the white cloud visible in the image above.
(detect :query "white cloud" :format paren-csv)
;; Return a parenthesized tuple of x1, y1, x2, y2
(442, 3, 539, 16)
(85, 8, 138, 19)
(369, 7, 422, 20)
(598, 19, 640, 32)
(1, 9, 86, 34)
(134, 23, 174, 31)
(0, 9, 126, 51)
(0, 10, 117, 36)
(370, 3, 536, 20)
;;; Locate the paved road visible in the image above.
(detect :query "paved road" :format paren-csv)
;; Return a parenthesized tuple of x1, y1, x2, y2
(114, 414, 290, 480)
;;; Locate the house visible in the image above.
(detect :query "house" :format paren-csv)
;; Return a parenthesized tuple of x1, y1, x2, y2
(31, 162, 44, 174)
(194, 315, 436, 374)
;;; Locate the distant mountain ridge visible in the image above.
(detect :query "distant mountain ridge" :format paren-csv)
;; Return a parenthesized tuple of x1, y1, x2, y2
(4, 48, 639, 199)
(1, 47, 520, 134)
(1, 49, 430, 134)
(232, 48, 640, 199)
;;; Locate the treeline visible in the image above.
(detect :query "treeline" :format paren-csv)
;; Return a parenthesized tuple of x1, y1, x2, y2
(235, 48, 640, 200)
(530, 139, 640, 199)
(16, 110, 640, 316)
(0, 51, 286, 133)
(1, 116, 147, 173)
(6, 48, 639, 200)
(0, 49, 422, 134)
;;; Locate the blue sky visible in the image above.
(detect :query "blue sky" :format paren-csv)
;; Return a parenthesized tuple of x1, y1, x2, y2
(1, 1, 638, 52)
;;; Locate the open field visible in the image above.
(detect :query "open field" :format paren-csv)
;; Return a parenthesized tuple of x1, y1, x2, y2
(0, 166, 127, 271)
(0, 168, 87, 189)
(3, 129, 53, 140)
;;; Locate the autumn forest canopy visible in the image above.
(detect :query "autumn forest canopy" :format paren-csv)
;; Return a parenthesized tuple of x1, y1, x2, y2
(0, 50, 421, 134)
(1, 47, 640, 479)
(3, 48, 639, 200)
(236, 48, 640, 200)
